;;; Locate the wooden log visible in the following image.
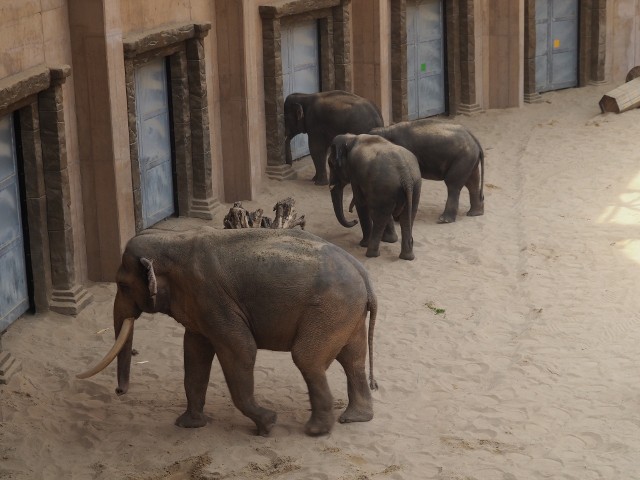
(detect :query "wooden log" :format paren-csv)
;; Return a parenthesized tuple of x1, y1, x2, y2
(599, 76, 640, 114)
(223, 198, 305, 229)
(625, 66, 640, 82)
(271, 197, 306, 230)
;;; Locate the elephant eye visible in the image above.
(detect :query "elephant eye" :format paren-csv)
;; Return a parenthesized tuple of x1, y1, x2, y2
(117, 282, 129, 292)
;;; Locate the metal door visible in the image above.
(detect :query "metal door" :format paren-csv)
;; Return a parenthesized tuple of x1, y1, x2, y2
(135, 57, 175, 229)
(535, 0, 578, 92)
(281, 20, 320, 160)
(0, 114, 29, 331)
(407, 0, 445, 119)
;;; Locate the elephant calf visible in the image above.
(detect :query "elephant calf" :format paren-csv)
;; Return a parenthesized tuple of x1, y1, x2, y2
(371, 119, 485, 223)
(78, 228, 378, 437)
(329, 133, 422, 260)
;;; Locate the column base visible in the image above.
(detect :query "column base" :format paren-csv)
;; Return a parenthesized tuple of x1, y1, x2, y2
(589, 79, 609, 86)
(190, 197, 224, 220)
(50, 284, 93, 316)
(457, 103, 482, 115)
(524, 92, 543, 104)
(266, 164, 298, 181)
(0, 350, 21, 385)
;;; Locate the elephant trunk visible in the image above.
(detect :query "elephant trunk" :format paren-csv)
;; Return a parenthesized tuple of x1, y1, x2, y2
(76, 317, 135, 385)
(330, 184, 358, 228)
(115, 314, 135, 395)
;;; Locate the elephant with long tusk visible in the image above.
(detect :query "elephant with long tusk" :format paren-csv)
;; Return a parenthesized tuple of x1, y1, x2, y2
(78, 227, 378, 437)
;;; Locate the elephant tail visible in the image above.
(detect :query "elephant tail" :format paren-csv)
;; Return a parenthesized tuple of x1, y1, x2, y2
(470, 131, 485, 202)
(366, 281, 378, 391)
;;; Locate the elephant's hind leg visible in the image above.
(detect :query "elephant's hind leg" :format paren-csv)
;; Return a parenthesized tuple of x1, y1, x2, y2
(216, 339, 277, 436)
(292, 339, 337, 436)
(336, 321, 373, 424)
(465, 163, 484, 217)
(176, 330, 215, 428)
(439, 182, 462, 223)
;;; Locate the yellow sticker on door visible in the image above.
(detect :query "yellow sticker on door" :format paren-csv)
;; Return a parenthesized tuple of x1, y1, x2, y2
(554, 39, 560, 49)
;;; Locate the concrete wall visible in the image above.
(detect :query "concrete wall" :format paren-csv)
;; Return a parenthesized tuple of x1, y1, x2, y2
(607, 0, 640, 83)
(0, 0, 88, 284)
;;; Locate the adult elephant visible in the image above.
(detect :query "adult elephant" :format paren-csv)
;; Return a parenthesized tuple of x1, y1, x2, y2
(77, 228, 378, 437)
(371, 119, 485, 223)
(329, 133, 422, 261)
(284, 90, 384, 185)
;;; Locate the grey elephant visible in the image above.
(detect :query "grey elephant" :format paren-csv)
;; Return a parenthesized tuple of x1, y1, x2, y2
(284, 90, 383, 185)
(78, 227, 378, 437)
(329, 133, 422, 261)
(371, 119, 485, 223)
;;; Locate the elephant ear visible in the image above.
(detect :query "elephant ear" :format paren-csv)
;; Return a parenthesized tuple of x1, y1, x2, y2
(140, 257, 157, 309)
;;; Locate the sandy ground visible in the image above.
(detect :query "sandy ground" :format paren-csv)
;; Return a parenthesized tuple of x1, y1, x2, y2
(2, 84, 640, 479)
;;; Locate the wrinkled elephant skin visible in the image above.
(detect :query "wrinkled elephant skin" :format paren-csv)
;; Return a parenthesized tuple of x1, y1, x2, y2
(372, 119, 485, 223)
(79, 228, 378, 437)
(284, 90, 384, 185)
(329, 134, 422, 260)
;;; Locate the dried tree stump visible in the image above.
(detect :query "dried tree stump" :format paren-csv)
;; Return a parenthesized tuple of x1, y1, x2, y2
(599, 75, 640, 114)
(223, 198, 305, 230)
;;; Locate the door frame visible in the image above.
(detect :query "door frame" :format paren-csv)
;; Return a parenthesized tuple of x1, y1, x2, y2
(0, 64, 91, 316)
(524, 0, 607, 103)
(280, 18, 322, 161)
(405, 0, 448, 120)
(390, 0, 479, 121)
(260, 0, 352, 179)
(123, 23, 219, 233)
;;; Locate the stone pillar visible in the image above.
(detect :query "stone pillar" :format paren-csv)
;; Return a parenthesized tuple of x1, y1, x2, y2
(390, 0, 407, 122)
(37, 67, 92, 315)
(457, 0, 482, 114)
(262, 15, 296, 181)
(186, 24, 222, 219)
(333, 0, 353, 91)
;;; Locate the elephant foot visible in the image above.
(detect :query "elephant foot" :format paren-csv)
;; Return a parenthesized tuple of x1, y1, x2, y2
(437, 214, 456, 224)
(365, 248, 380, 258)
(254, 409, 278, 437)
(304, 412, 334, 436)
(313, 175, 329, 186)
(467, 205, 484, 216)
(381, 231, 398, 243)
(399, 251, 415, 261)
(175, 411, 207, 428)
(338, 404, 373, 424)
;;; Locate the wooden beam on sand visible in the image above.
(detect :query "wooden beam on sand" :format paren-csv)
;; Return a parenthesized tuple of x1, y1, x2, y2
(599, 76, 640, 114)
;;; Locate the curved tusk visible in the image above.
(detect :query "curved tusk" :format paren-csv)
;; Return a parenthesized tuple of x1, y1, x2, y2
(76, 317, 135, 379)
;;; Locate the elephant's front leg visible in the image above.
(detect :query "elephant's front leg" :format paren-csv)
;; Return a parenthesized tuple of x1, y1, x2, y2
(354, 200, 372, 247)
(216, 339, 277, 436)
(176, 330, 215, 428)
(366, 210, 392, 257)
(382, 217, 398, 243)
(309, 137, 329, 186)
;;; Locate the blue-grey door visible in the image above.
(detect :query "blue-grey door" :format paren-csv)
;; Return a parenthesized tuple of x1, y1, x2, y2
(281, 20, 320, 160)
(135, 57, 175, 229)
(407, 0, 445, 119)
(0, 114, 29, 331)
(535, 0, 579, 92)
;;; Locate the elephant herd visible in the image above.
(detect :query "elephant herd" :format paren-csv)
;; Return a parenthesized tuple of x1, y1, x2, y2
(77, 90, 485, 438)
(285, 90, 485, 261)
